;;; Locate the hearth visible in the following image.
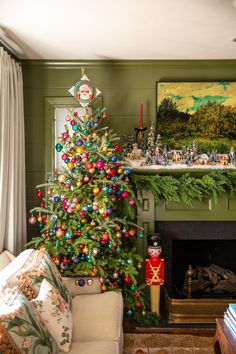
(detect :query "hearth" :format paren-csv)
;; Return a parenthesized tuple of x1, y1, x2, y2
(155, 221, 236, 323)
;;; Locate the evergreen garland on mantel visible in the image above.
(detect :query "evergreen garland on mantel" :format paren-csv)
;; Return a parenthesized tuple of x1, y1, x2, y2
(130, 170, 236, 206)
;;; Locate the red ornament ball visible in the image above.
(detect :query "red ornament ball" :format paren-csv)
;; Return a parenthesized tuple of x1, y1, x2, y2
(36, 190, 43, 198)
(113, 145, 120, 151)
(136, 301, 142, 308)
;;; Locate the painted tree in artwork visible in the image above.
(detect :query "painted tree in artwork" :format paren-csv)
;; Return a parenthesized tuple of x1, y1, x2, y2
(28, 73, 147, 320)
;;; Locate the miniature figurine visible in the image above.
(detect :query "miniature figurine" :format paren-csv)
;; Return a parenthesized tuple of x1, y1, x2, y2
(145, 234, 164, 314)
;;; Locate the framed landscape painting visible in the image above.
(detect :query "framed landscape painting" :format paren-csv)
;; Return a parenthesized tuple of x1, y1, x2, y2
(156, 82, 236, 153)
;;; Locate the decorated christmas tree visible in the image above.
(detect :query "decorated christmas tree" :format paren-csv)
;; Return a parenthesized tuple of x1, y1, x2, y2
(28, 73, 147, 321)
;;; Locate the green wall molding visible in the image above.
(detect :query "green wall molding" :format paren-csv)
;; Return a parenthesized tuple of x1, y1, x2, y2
(22, 59, 236, 69)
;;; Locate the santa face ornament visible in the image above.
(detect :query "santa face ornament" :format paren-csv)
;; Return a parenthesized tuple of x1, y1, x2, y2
(68, 74, 101, 107)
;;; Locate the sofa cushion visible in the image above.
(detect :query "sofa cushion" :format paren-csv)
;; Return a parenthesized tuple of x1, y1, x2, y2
(31, 279, 73, 353)
(0, 286, 58, 354)
(63, 341, 119, 354)
(0, 248, 72, 305)
(0, 249, 35, 285)
(0, 250, 15, 271)
(72, 291, 123, 344)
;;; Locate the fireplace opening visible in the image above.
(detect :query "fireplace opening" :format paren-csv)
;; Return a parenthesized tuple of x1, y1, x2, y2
(172, 240, 236, 298)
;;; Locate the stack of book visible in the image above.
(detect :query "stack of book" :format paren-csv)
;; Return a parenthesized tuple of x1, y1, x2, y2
(224, 303, 236, 336)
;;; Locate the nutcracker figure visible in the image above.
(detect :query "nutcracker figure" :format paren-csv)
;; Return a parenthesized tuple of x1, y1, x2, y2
(145, 234, 164, 314)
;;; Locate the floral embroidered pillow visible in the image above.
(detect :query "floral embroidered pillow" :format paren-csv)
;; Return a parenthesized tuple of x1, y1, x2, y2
(14, 248, 72, 305)
(31, 279, 73, 353)
(0, 286, 58, 354)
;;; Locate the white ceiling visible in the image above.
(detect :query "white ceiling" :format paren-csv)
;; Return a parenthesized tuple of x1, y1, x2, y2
(0, 0, 236, 60)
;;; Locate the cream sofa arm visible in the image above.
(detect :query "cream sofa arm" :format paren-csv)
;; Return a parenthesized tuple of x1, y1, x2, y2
(72, 291, 123, 343)
(0, 250, 16, 271)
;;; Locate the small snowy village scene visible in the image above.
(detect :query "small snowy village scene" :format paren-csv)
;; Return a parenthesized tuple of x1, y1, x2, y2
(121, 122, 236, 170)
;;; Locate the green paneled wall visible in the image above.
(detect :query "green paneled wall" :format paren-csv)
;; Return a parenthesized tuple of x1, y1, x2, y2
(22, 59, 236, 240)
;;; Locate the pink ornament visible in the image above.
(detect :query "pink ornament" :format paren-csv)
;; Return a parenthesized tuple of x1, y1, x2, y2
(65, 115, 71, 122)
(72, 197, 78, 203)
(96, 161, 104, 169)
(79, 211, 85, 217)
(121, 191, 129, 198)
(89, 168, 95, 174)
(67, 207, 73, 213)
(125, 232, 129, 238)
(82, 152, 88, 159)
(28, 216, 36, 224)
(70, 119, 76, 125)
(62, 153, 69, 161)
(62, 132, 69, 140)
(71, 157, 76, 163)
(129, 199, 135, 205)
(93, 204, 98, 210)
(64, 205, 69, 211)
(103, 165, 109, 170)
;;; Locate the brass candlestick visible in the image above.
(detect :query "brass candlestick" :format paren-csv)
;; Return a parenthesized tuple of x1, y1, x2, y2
(187, 264, 194, 298)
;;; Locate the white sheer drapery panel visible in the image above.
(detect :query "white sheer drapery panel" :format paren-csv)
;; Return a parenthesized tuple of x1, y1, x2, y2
(0, 47, 26, 255)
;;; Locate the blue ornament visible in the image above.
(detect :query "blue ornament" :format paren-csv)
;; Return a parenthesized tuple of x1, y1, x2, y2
(55, 143, 63, 152)
(107, 207, 112, 214)
(54, 196, 61, 203)
(110, 156, 117, 162)
(127, 309, 133, 316)
(86, 121, 92, 127)
(112, 176, 118, 182)
(78, 278, 86, 287)
(73, 257, 80, 264)
(76, 139, 84, 146)
(65, 158, 70, 164)
(116, 246, 121, 252)
(124, 168, 132, 175)
(138, 233, 144, 238)
(51, 215, 57, 221)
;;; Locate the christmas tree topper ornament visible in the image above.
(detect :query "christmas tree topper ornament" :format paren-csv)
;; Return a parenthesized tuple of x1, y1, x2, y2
(68, 73, 101, 107)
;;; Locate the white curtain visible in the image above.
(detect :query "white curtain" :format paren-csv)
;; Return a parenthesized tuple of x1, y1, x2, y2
(0, 47, 26, 255)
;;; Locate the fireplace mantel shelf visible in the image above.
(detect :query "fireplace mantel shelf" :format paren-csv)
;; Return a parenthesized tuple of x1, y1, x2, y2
(129, 161, 236, 175)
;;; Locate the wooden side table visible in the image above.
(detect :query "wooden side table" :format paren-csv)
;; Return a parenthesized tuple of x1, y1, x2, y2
(214, 318, 236, 354)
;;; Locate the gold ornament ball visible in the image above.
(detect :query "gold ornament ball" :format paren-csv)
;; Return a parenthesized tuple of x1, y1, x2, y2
(76, 147, 83, 154)
(76, 203, 81, 210)
(67, 162, 74, 170)
(56, 229, 64, 238)
(83, 247, 89, 254)
(76, 181, 83, 187)
(116, 232, 122, 238)
(102, 146, 108, 152)
(81, 218, 87, 224)
(93, 187, 100, 195)
(85, 113, 90, 119)
(137, 262, 142, 269)
(118, 168, 123, 174)
(101, 285, 107, 292)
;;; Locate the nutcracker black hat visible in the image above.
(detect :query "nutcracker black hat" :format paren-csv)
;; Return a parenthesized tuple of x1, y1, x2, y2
(147, 233, 162, 248)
